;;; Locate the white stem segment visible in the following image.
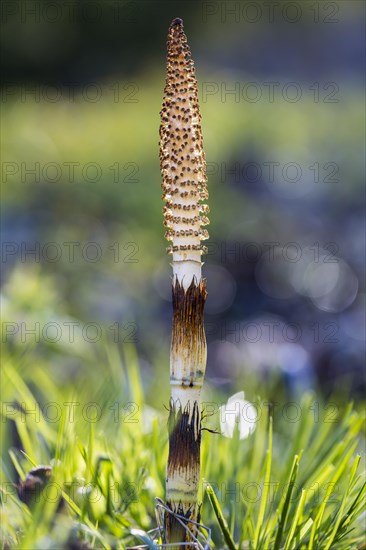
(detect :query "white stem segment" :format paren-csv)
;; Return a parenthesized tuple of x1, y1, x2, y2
(160, 18, 210, 545)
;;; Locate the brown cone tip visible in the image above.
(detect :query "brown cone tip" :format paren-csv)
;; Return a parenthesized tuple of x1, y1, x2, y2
(170, 18, 183, 28)
(160, 17, 209, 257)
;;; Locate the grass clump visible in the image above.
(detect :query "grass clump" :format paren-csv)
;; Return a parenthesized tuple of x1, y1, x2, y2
(1, 345, 365, 549)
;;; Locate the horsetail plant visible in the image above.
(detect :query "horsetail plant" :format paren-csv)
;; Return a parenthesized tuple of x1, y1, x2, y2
(159, 18, 210, 545)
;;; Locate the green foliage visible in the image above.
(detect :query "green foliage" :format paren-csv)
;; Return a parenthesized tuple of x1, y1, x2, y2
(1, 341, 365, 549)
(205, 408, 365, 549)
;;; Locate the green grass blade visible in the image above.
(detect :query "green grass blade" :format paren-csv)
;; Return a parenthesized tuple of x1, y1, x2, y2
(8, 450, 26, 481)
(322, 455, 361, 550)
(253, 416, 273, 549)
(283, 489, 307, 550)
(334, 479, 366, 537)
(206, 483, 237, 550)
(298, 518, 314, 542)
(273, 454, 300, 550)
(308, 441, 358, 550)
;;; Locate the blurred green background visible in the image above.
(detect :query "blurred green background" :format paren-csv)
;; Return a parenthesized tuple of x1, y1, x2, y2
(1, 0, 365, 406)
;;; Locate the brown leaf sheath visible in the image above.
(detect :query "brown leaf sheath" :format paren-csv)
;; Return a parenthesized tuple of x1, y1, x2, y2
(165, 400, 201, 543)
(171, 278, 207, 384)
